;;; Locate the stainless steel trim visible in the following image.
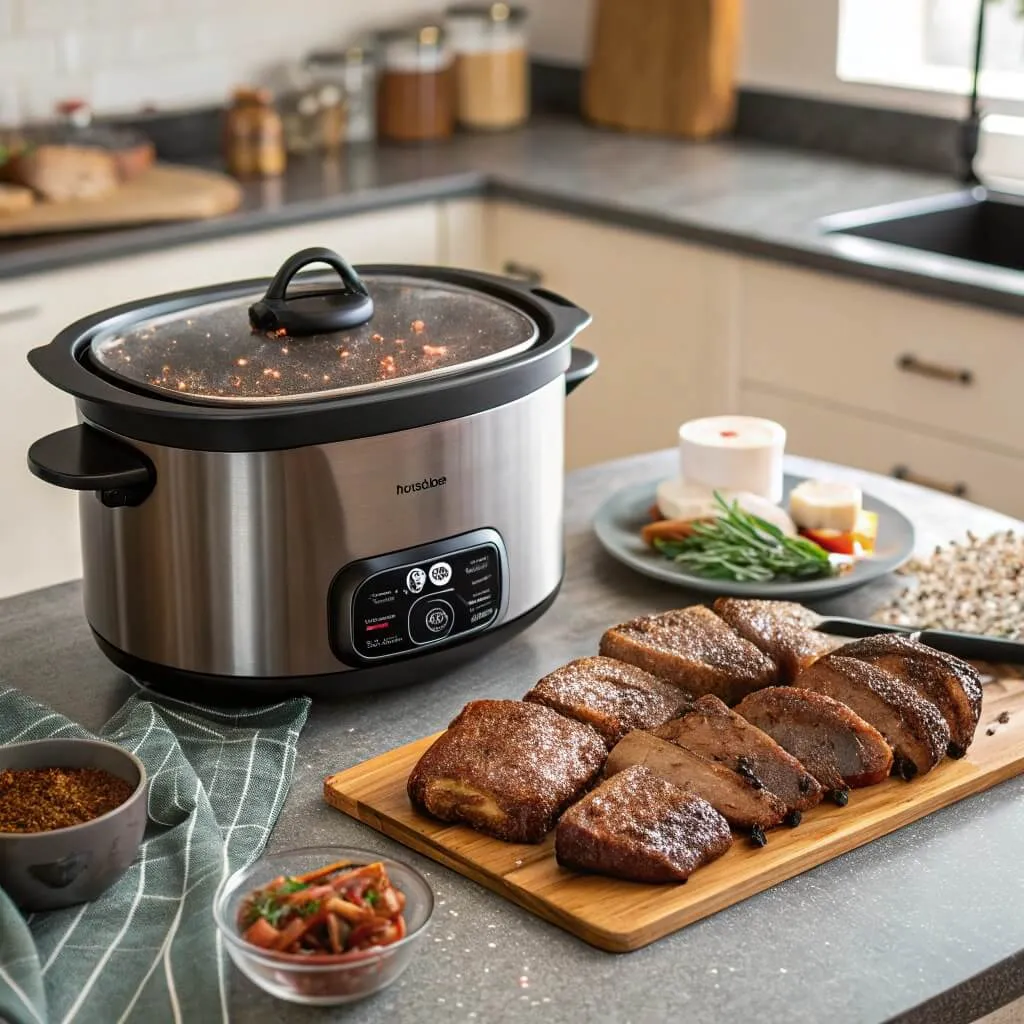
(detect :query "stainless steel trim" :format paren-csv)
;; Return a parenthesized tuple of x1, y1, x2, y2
(81, 378, 565, 678)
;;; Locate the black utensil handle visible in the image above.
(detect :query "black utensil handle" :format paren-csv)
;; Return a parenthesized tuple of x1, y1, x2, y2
(918, 629, 1024, 665)
(248, 246, 374, 335)
(565, 347, 598, 395)
(28, 425, 155, 507)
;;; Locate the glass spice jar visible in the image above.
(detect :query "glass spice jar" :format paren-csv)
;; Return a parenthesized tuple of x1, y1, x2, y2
(307, 45, 378, 145)
(446, 3, 529, 131)
(377, 25, 455, 143)
(224, 88, 287, 178)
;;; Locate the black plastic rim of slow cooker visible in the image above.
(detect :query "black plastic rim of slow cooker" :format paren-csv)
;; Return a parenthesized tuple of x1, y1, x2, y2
(27, 265, 591, 454)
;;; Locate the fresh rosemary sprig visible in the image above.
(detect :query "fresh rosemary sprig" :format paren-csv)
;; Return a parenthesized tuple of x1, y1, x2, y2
(653, 492, 838, 583)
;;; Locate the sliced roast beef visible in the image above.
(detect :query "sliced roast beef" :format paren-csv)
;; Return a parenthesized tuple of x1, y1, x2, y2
(653, 694, 822, 813)
(712, 598, 832, 682)
(838, 634, 982, 758)
(554, 764, 732, 883)
(795, 655, 949, 778)
(605, 730, 787, 831)
(735, 686, 894, 792)
(599, 605, 778, 705)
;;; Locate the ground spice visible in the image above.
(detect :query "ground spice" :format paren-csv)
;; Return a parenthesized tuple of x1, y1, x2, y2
(0, 767, 134, 833)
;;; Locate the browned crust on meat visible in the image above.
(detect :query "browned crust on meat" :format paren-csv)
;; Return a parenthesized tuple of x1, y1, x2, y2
(654, 694, 823, 811)
(407, 700, 606, 843)
(735, 686, 893, 790)
(796, 655, 949, 777)
(599, 605, 778, 705)
(555, 765, 732, 883)
(713, 598, 831, 682)
(524, 656, 693, 748)
(838, 634, 983, 757)
(605, 730, 787, 830)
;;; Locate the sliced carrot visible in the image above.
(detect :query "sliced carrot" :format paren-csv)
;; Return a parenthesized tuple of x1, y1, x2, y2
(294, 859, 354, 885)
(242, 917, 281, 949)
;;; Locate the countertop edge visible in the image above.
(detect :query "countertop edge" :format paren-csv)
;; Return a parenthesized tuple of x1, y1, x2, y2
(1, 165, 1022, 319)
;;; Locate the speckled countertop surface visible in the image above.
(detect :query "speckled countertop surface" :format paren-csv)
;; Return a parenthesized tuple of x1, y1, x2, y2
(1, 119, 1021, 315)
(3, 450, 1024, 1024)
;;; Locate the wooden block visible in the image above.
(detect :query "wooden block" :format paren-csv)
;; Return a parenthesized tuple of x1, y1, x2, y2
(583, 0, 742, 139)
(325, 670, 1024, 953)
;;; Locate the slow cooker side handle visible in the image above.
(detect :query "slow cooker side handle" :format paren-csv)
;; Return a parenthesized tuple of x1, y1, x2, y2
(27, 425, 155, 508)
(565, 348, 599, 395)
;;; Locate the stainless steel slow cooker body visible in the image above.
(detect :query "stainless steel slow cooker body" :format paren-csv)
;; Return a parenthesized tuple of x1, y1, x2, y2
(26, 249, 595, 695)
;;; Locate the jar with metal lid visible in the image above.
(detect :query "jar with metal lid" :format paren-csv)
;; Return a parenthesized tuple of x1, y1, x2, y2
(306, 46, 378, 144)
(378, 25, 455, 143)
(446, 4, 529, 131)
(224, 88, 286, 178)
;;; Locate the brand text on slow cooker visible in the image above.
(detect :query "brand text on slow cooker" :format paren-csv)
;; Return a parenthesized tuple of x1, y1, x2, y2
(396, 476, 448, 496)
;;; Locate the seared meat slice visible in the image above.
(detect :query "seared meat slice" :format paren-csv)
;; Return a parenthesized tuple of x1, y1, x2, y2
(653, 694, 822, 812)
(838, 634, 983, 758)
(605, 730, 787, 831)
(407, 700, 606, 843)
(735, 686, 893, 791)
(796, 655, 949, 778)
(599, 605, 778, 705)
(712, 598, 832, 682)
(555, 765, 732, 883)
(523, 656, 693, 748)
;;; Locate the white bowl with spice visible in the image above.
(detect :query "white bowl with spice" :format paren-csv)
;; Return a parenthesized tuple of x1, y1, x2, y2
(0, 737, 148, 911)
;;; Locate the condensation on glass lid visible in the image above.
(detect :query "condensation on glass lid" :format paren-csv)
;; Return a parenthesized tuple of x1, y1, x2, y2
(88, 275, 540, 405)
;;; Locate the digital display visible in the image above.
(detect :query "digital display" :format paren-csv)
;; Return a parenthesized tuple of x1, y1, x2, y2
(330, 533, 505, 663)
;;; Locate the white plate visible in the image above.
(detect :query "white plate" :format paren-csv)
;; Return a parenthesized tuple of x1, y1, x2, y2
(593, 474, 915, 599)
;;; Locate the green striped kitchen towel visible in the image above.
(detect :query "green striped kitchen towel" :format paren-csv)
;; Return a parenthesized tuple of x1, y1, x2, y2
(0, 685, 311, 1024)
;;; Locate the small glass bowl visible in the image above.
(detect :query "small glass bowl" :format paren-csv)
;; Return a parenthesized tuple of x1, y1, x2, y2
(213, 845, 434, 1006)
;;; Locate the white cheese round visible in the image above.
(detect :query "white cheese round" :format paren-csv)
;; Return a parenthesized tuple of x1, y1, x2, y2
(656, 478, 797, 536)
(789, 479, 863, 532)
(678, 416, 786, 503)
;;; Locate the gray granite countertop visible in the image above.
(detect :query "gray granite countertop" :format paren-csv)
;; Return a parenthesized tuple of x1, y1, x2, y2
(1, 119, 1021, 316)
(3, 450, 1024, 1024)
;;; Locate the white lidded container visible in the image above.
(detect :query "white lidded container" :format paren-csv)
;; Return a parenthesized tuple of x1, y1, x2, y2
(678, 416, 786, 503)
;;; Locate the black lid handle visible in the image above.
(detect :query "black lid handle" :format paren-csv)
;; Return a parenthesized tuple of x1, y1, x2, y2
(248, 247, 374, 336)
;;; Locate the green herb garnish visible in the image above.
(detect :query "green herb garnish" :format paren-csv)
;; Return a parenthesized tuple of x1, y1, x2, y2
(245, 894, 288, 927)
(653, 492, 837, 583)
(297, 900, 321, 917)
(364, 889, 379, 906)
(279, 877, 308, 894)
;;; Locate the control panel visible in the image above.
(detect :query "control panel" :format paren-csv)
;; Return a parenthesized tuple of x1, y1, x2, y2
(329, 529, 507, 664)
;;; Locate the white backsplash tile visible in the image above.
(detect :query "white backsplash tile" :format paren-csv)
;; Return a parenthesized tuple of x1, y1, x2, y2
(4, 0, 580, 120)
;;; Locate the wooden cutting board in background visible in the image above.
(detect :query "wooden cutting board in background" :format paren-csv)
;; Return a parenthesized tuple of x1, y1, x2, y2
(0, 163, 243, 237)
(325, 670, 1024, 953)
(583, 0, 743, 138)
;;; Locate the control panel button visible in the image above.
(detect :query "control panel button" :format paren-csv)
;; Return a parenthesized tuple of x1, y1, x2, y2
(406, 567, 426, 593)
(409, 597, 455, 645)
(428, 561, 452, 587)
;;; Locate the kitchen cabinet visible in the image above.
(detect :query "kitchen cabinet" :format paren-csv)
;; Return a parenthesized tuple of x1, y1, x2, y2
(0, 203, 441, 599)
(486, 201, 738, 470)
(736, 259, 1024, 517)
(740, 386, 1024, 519)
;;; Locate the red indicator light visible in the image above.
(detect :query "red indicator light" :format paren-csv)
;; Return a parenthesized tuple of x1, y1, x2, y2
(366, 622, 390, 632)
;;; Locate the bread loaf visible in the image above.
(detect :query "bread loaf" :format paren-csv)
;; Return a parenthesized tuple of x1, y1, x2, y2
(7, 145, 119, 202)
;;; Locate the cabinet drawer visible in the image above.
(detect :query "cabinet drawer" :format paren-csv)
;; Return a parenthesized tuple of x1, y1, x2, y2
(738, 261, 1024, 455)
(739, 385, 1024, 519)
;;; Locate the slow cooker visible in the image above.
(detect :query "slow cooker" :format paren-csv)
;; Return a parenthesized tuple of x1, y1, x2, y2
(26, 247, 595, 695)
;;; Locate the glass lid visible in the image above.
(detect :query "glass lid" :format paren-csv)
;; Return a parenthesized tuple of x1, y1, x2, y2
(88, 247, 539, 406)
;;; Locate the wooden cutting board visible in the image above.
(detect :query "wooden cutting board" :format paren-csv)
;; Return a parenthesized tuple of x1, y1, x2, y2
(325, 669, 1024, 953)
(0, 163, 243, 237)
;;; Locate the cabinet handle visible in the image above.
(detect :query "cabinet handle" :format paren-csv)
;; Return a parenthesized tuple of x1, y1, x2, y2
(892, 465, 968, 498)
(0, 304, 40, 325)
(897, 353, 973, 385)
(502, 260, 544, 287)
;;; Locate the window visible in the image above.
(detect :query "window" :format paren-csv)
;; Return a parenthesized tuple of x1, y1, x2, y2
(838, 0, 1024, 110)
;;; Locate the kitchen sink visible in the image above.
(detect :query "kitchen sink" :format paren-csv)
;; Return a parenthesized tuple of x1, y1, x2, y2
(820, 188, 1024, 272)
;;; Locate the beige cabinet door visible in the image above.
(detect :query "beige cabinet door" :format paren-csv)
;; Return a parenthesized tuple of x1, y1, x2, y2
(487, 201, 738, 470)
